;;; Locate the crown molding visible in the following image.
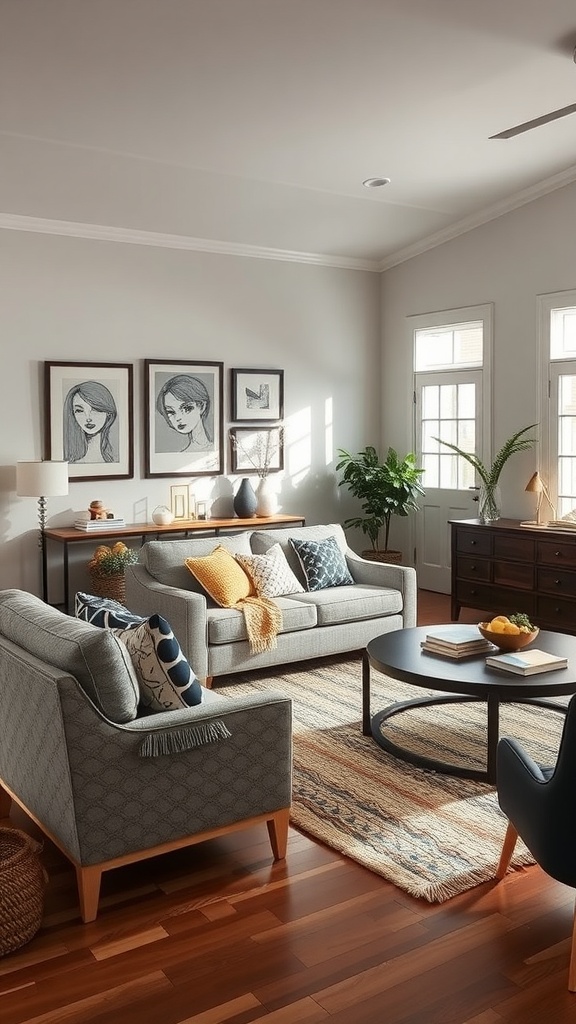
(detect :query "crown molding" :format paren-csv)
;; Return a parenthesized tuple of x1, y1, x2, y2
(0, 213, 380, 273)
(377, 164, 576, 272)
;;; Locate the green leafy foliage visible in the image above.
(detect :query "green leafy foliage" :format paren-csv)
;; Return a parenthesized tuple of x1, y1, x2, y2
(509, 612, 536, 631)
(336, 445, 425, 551)
(434, 424, 538, 490)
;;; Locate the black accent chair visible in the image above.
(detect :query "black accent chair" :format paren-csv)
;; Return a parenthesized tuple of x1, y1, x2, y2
(496, 695, 576, 992)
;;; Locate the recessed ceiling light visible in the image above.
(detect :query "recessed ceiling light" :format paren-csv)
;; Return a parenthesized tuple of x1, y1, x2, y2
(362, 177, 391, 188)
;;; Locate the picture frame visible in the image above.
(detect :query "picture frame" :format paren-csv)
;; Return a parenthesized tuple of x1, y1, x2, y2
(170, 484, 190, 521)
(145, 360, 224, 478)
(231, 368, 284, 422)
(230, 426, 284, 474)
(44, 361, 134, 482)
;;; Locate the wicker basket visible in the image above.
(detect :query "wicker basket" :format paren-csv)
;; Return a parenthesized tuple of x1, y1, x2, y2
(88, 565, 127, 602)
(361, 549, 403, 565)
(0, 827, 45, 957)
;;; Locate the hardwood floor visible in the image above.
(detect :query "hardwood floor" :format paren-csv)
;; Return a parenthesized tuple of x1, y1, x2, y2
(2, 591, 575, 1022)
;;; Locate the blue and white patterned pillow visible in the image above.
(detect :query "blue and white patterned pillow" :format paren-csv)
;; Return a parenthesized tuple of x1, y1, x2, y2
(289, 535, 354, 591)
(75, 592, 146, 630)
(113, 614, 203, 712)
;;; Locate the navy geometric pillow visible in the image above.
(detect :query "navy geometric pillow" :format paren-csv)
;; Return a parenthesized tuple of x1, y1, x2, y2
(75, 591, 146, 630)
(113, 614, 203, 712)
(289, 535, 354, 591)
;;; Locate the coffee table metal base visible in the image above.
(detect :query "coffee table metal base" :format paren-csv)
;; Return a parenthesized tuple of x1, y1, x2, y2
(362, 650, 568, 784)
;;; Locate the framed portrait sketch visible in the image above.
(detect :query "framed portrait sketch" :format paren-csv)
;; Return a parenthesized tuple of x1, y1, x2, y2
(231, 368, 284, 422)
(230, 427, 284, 474)
(145, 360, 224, 478)
(45, 361, 134, 482)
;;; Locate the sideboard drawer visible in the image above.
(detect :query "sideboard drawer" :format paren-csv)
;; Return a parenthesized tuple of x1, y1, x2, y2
(455, 581, 495, 609)
(537, 539, 576, 568)
(493, 561, 534, 589)
(493, 535, 535, 562)
(457, 556, 491, 582)
(456, 529, 492, 556)
(537, 567, 576, 596)
(536, 595, 576, 629)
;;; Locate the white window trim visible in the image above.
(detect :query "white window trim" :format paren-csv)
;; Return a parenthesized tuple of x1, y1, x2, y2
(537, 288, 576, 490)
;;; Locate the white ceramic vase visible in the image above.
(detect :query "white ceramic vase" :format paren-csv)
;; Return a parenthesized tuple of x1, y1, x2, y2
(256, 477, 278, 517)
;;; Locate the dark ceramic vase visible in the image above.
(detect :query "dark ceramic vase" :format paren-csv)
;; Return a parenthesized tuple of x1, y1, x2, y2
(233, 477, 257, 518)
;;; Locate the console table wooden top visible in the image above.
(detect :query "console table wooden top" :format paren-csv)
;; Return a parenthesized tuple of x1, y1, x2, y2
(44, 513, 306, 545)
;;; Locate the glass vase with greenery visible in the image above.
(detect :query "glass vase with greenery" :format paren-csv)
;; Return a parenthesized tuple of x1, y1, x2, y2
(435, 424, 537, 523)
(336, 446, 424, 556)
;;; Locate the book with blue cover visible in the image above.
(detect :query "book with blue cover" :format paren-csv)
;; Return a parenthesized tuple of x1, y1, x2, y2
(425, 625, 491, 648)
(485, 649, 567, 675)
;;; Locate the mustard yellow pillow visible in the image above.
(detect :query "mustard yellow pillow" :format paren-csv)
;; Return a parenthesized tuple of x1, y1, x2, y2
(184, 545, 253, 607)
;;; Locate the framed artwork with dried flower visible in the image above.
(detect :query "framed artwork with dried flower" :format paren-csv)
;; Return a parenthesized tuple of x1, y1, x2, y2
(229, 426, 284, 475)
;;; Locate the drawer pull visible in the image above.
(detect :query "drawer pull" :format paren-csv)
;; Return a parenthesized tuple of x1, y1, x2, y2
(555, 579, 561, 586)
(555, 551, 562, 557)
(470, 540, 477, 546)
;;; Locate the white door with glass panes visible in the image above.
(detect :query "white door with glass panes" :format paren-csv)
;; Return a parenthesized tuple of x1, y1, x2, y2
(415, 371, 484, 592)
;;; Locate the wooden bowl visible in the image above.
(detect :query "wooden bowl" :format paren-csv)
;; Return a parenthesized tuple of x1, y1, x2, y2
(478, 623, 539, 652)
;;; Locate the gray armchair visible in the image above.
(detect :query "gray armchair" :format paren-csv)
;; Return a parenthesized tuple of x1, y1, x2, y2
(0, 590, 292, 922)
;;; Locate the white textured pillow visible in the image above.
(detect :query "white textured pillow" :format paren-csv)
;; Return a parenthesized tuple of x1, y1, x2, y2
(236, 543, 305, 598)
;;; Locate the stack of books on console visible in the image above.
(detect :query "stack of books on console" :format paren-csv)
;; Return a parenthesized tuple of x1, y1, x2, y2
(73, 518, 126, 531)
(485, 649, 568, 675)
(421, 625, 495, 659)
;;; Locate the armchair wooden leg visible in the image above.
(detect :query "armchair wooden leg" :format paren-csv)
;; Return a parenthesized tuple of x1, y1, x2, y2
(565, 905, 569, 991)
(496, 821, 519, 879)
(267, 807, 290, 860)
(76, 864, 103, 923)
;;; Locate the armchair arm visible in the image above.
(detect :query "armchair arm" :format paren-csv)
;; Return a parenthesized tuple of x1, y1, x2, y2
(124, 564, 209, 678)
(345, 551, 417, 627)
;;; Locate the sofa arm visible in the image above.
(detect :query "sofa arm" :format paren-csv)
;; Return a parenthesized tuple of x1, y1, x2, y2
(124, 564, 209, 679)
(345, 551, 417, 628)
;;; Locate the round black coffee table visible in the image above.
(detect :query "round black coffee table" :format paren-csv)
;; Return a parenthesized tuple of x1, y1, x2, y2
(363, 625, 576, 783)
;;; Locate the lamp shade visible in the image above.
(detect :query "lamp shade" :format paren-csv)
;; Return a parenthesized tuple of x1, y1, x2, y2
(16, 461, 69, 498)
(525, 471, 544, 494)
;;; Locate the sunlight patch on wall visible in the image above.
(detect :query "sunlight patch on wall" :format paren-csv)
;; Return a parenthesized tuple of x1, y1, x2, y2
(325, 397, 333, 465)
(286, 407, 311, 485)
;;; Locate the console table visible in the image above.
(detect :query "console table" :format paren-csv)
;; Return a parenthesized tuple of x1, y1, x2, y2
(45, 513, 306, 611)
(450, 517, 576, 635)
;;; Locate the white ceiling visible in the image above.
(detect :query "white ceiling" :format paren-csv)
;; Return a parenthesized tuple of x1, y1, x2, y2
(2, 0, 576, 270)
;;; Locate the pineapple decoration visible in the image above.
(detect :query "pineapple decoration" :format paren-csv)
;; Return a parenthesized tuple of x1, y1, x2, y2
(88, 542, 139, 601)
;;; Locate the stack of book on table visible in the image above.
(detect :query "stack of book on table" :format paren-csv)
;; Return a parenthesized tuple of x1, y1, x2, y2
(485, 649, 568, 675)
(421, 625, 495, 659)
(73, 518, 126, 531)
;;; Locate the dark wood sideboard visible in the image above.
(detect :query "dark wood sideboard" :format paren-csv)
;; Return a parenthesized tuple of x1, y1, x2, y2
(450, 517, 576, 635)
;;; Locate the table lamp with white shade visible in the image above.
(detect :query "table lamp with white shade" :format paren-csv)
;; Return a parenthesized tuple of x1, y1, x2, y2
(16, 460, 69, 603)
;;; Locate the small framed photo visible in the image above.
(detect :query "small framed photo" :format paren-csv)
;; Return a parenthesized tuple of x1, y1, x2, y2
(230, 426, 284, 474)
(145, 360, 224, 478)
(45, 361, 134, 482)
(231, 368, 284, 422)
(170, 484, 190, 521)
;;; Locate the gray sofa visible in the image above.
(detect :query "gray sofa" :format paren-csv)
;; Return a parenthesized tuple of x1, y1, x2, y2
(0, 589, 292, 922)
(124, 523, 417, 685)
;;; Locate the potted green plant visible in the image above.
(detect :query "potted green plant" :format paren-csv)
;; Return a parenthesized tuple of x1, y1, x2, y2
(435, 424, 537, 523)
(336, 446, 425, 562)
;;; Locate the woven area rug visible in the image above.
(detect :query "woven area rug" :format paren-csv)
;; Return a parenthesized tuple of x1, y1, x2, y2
(219, 654, 567, 903)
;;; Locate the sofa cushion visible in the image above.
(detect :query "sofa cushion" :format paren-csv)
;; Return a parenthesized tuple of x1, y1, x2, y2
(235, 543, 305, 598)
(75, 591, 146, 629)
(289, 584, 403, 626)
(207, 597, 317, 644)
(184, 545, 253, 607)
(250, 524, 348, 584)
(289, 535, 354, 591)
(141, 534, 253, 591)
(114, 614, 203, 712)
(0, 589, 139, 723)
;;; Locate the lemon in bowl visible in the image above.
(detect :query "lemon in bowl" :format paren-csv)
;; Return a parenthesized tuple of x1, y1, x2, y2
(478, 614, 539, 652)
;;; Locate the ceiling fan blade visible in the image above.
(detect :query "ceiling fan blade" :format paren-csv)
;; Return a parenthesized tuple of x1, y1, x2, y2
(489, 102, 576, 139)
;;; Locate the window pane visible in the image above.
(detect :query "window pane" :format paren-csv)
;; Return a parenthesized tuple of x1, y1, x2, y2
(457, 419, 475, 453)
(458, 382, 475, 417)
(414, 320, 483, 370)
(422, 454, 439, 488)
(422, 385, 439, 418)
(439, 453, 458, 488)
(421, 420, 440, 453)
(440, 384, 457, 418)
(551, 308, 576, 359)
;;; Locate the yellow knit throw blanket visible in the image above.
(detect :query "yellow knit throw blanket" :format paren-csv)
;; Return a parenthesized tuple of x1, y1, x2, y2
(236, 596, 283, 653)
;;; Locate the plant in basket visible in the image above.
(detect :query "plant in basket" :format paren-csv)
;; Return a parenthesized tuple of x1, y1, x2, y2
(88, 542, 138, 602)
